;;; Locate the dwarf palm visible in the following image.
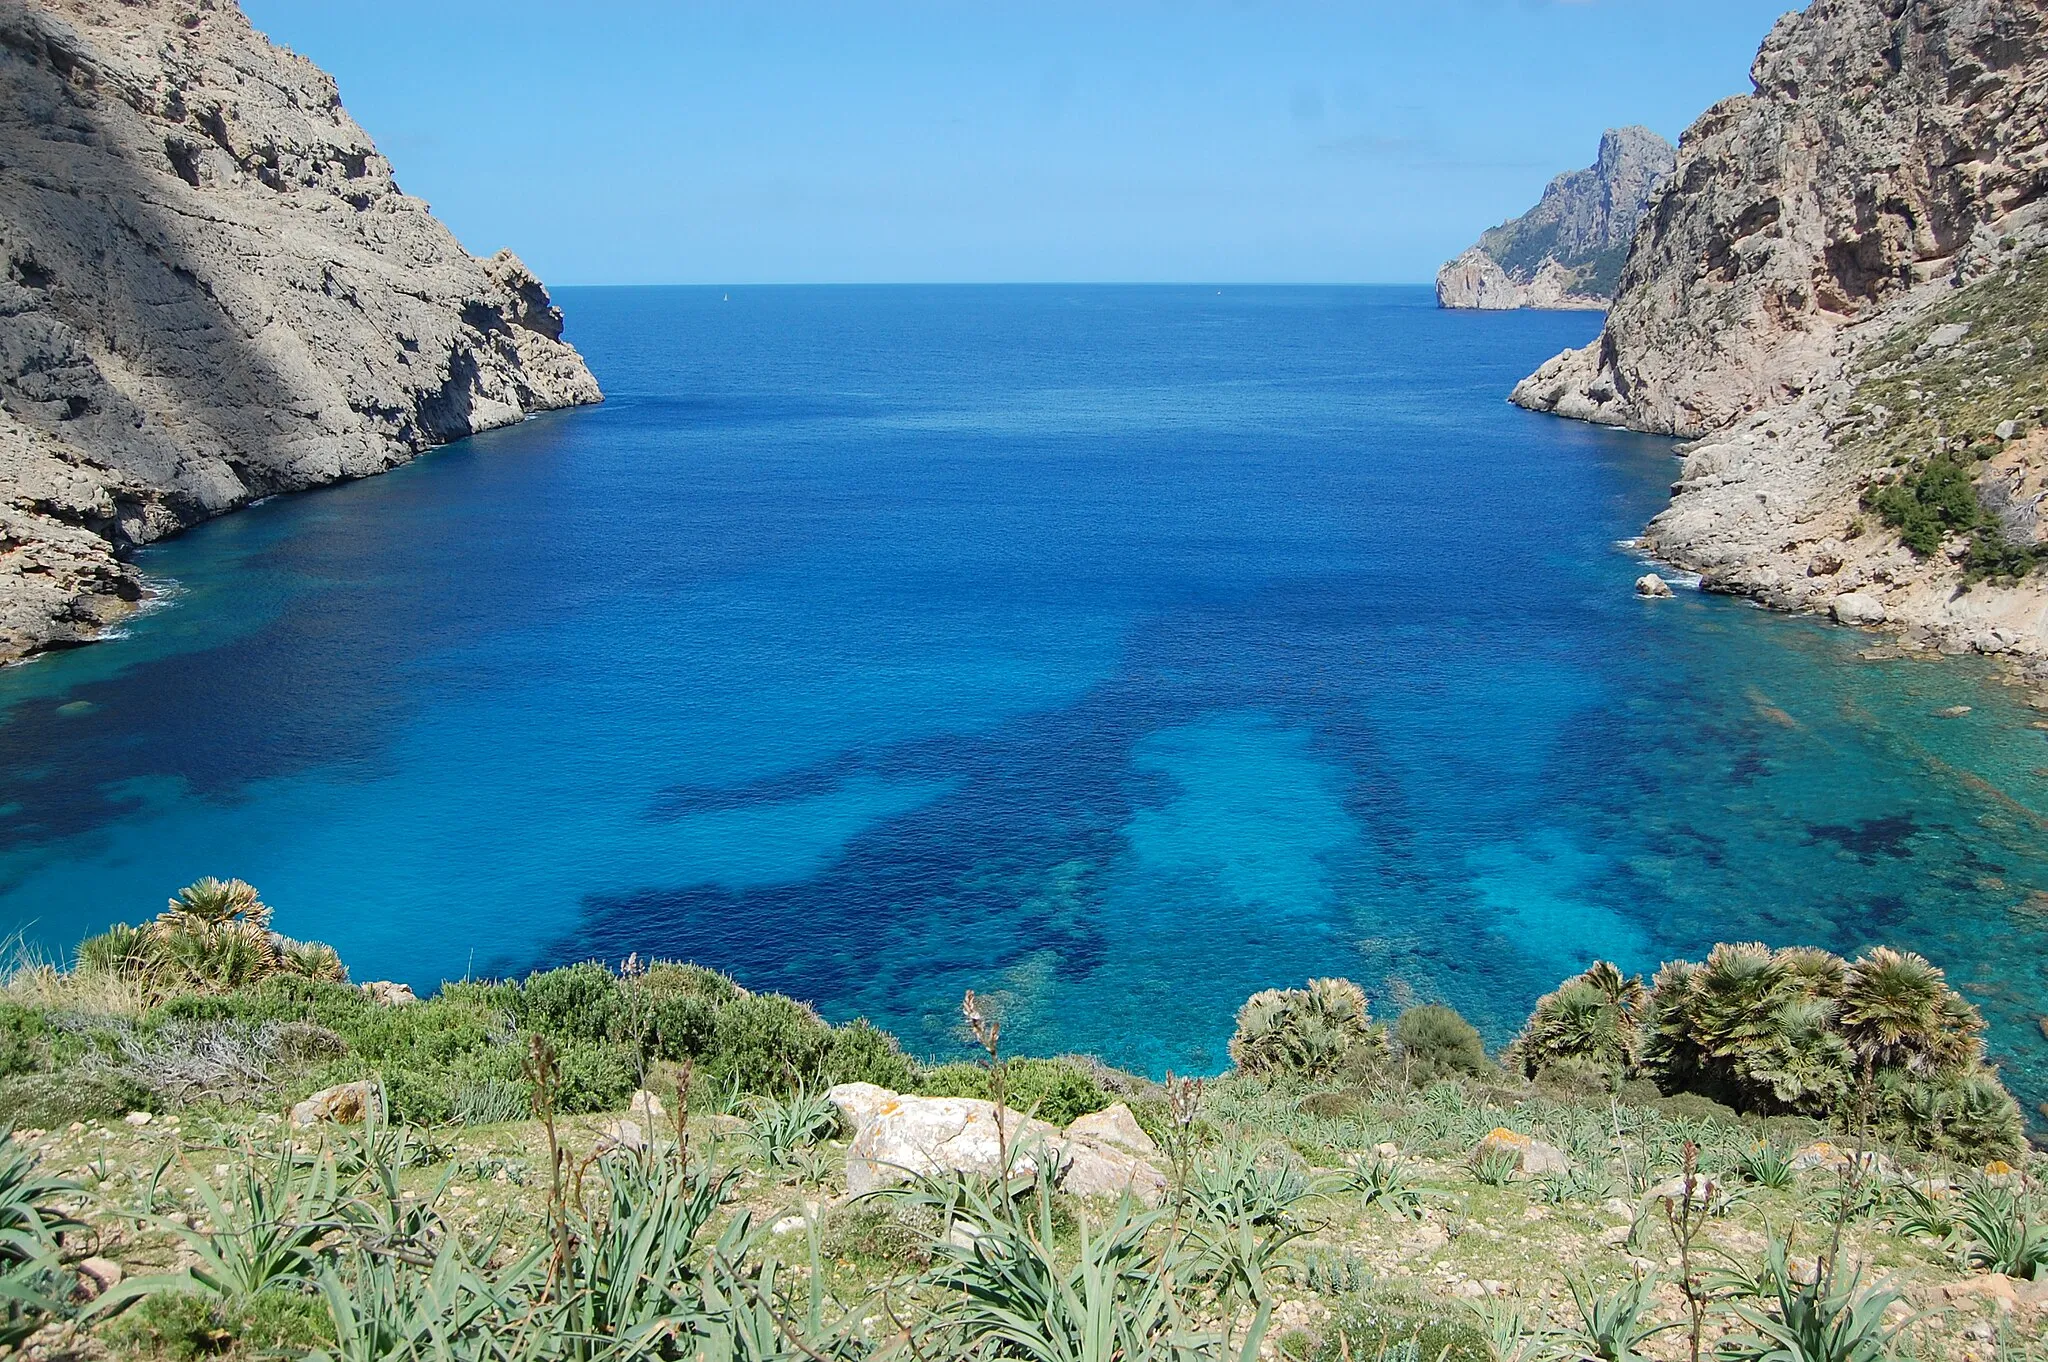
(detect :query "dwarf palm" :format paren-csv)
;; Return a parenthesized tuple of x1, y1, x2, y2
(1228, 977, 1387, 1082)
(1839, 947, 1978, 1078)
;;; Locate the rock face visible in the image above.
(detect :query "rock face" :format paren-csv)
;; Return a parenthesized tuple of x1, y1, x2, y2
(0, 0, 600, 663)
(1512, 0, 2048, 657)
(1436, 128, 1675, 311)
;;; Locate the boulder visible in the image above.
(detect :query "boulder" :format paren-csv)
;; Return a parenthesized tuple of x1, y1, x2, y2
(629, 1090, 667, 1126)
(1647, 1173, 1717, 1209)
(1474, 1128, 1568, 1177)
(289, 1081, 380, 1128)
(1635, 573, 1674, 598)
(1831, 593, 1886, 626)
(596, 1119, 646, 1154)
(1063, 1103, 1157, 1156)
(845, 1095, 1061, 1196)
(1059, 1137, 1168, 1206)
(361, 981, 418, 1006)
(826, 1082, 899, 1137)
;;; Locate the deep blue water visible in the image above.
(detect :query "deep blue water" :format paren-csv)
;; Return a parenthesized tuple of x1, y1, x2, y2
(5, 285, 2048, 1116)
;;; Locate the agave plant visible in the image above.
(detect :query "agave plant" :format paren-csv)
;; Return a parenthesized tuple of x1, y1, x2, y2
(1717, 1239, 1907, 1362)
(1345, 1153, 1424, 1220)
(1954, 1178, 2048, 1279)
(1507, 960, 1644, 1080)
(1555, 1272, 1677, 1362)
(1228, 977, 1388, 1082)
(132, 1141, 343, 1302)
(744, 1084, 839, 1172)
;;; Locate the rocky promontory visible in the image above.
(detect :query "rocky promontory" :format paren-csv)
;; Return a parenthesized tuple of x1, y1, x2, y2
(0, 0, 600, 663)
(1512, 0, 2048, 659)
(1435, 127, 1673, 311)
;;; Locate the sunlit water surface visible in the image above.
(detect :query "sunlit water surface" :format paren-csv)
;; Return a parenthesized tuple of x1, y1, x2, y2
(5, 286, 2047, 1117)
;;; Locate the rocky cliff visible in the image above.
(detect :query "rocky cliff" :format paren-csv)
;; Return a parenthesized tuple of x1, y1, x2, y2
(1512, 0, 2048, 660)
(0, 0, 601, 663)
(1436, 127, 1674, 311)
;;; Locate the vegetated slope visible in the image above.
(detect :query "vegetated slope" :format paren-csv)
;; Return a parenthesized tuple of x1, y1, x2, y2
(0, 0, 601, 663)
(1511, 0, 2048, 658)
(1435, 127, 1674, 310)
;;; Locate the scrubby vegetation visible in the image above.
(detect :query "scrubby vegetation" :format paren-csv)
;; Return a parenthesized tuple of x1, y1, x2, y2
(0, 879, 2036, 1360)
(1847, 248, 2048, 581)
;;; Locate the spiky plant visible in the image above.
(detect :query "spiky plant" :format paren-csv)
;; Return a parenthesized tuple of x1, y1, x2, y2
(274, 937, 348, 983)
(164, 877, 271, 930)
(1228, 977, 1388, 1083)
(74, 922, 153, 977)
(1506, 960, 1643, 1080)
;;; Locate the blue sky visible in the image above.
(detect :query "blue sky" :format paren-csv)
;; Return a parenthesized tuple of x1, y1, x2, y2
(242, 1, 1795, 285)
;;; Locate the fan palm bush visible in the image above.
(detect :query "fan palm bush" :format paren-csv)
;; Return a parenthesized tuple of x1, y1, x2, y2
(74, 879, 348, 998)
(1505, 961, 1643, 1082)
(1229, 977, 1388, 1083)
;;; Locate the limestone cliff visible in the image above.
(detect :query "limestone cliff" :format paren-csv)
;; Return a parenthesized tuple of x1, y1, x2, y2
(1512, 0, 2048, 659)
(0, 0, 601, 663)
(1436, 127, 1674, 311)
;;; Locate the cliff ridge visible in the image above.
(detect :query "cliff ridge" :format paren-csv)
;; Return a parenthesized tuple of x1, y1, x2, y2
(1436, 126, 1674, 311)
(0, 0, 601, 663)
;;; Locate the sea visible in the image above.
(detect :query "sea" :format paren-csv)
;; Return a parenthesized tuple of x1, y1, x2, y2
(4, 285, 2046, 1118)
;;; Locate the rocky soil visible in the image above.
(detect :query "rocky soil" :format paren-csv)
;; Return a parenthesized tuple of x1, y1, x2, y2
(1512, 0, 2048, 660)
(1436, 127, 1673, 311)
(0, 0, 600, 664)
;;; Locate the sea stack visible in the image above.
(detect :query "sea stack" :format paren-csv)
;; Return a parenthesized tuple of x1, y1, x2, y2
(1435, 127, 1674, 311)
(1511, 0, 2048, 659)
(0, 0, 602, 663)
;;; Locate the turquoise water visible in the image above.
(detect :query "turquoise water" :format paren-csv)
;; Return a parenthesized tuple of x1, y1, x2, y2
(4, 285, 2048, 1117)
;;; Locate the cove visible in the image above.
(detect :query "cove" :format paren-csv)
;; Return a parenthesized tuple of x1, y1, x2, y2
(3, 285, 2047, 1119)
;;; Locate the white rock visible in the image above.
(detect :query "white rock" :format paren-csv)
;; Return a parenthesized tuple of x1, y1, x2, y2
(826, 1082, 899, 1137)
(1998, 419, 2020, 440)
(361, 981, 418, 1006)
(845, 1095, 1061, 1196)
(123, 1112, 153, 1127)
(629, 1090, 667, 1126)
(1928, 323, 1973, 348)
(1063, 1103, 1157, 1156)
(595, 1119, 646, 1154)
(1831, 593, 1887, 626)
(1059, 1137, 1169, 1206)
(1635, 573, 1674, 597)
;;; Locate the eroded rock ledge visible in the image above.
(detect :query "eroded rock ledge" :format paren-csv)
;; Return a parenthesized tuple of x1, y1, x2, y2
(0, 0, 601, 663)
(1511, 0, 2048, 661)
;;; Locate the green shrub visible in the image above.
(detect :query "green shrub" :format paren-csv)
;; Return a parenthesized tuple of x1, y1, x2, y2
(640, 961, 742, 1005)
(554, 1039, 640, 1113)
(706, 992, 832, 1094)
(519, 962, 625, 1043)
(1863, 452, 1985, 556)
(0, 1071, 151, 1126)
(824, 1018, 917, 1091)
(908, 1058, 1108, 1125)
(103, 1288, 332, 1362)
(1393, 1004, 1490, 1081)
(0, 1005, 48, 1081)
(1228, 977, 1389, 1083)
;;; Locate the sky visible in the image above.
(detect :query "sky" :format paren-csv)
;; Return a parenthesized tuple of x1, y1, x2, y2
(241, 1, 1797, 286)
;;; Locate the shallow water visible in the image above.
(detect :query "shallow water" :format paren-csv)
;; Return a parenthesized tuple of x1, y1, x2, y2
(4, 285, 2047, 1115)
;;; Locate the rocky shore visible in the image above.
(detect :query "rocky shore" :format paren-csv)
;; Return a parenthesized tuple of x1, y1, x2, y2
(0, 0, 600, 664)
(1512, 0, 2048, 661)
